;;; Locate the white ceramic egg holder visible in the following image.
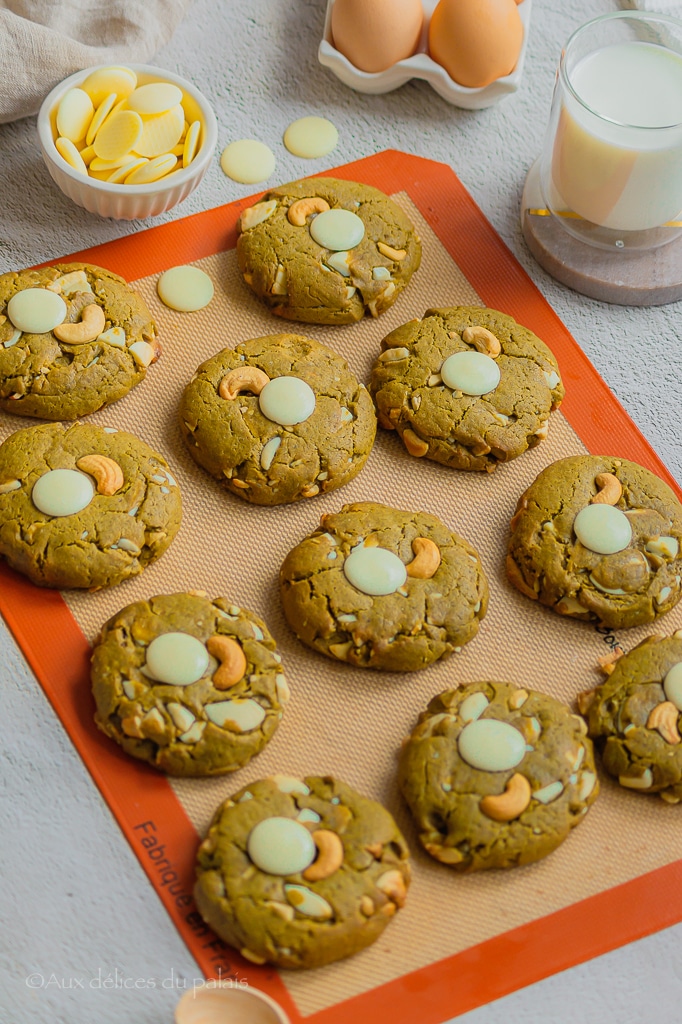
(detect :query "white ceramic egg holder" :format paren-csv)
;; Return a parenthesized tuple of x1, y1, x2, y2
(319, 0, 532, 109)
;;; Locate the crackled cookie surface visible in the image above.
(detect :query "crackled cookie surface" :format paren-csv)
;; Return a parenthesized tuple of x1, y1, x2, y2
(0, 421, 181, 588)
(279, 501, 488, 671)
(236, 177, 421, 324)
(398, 682, 598, 872)
(507, 455, 682, 629)
(0, 262, 159, 419)
(179, 334, 376, 505)
(92, 593, 288, 776)
(369, 307, 563, 472)
(194, 775, 410, 968)
(582, 632, 682, 801)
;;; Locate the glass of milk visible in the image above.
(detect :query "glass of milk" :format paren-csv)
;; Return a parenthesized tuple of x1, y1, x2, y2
(540, 11, 682, 250)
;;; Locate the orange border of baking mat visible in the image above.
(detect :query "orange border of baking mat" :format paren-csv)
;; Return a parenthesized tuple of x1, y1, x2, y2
(5, 150, 682, 1023)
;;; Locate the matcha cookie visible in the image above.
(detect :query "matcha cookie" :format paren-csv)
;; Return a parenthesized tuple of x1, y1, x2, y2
(92, 593, 288, 776)
(398, 682, 598, 872)
(581, 632, 682, 802)
(0, 262, 159, 419)
(0, 421, 181, 588)
(507, 455, 682, 629)
(194, 775, 411, 968)
(369, 307, 564, 472)
(179, 334, 376, 505)
(236, 178, 421, 325)
(279, 501, 488, 671)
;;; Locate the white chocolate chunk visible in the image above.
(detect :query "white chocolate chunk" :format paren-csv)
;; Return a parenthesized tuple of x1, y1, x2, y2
(56, 88, 94, 143)
(32, 469, 94, 517)
(296, 808, 321, 824)
(121, 680, 137, 700)
(145, 632, 210, 686)
(205, 698, 266, 732)
(127, 82, 183, 115)
(179, 721, 206, 744)
(458, 719, 526, 771)
(259, 376, 316, 426)
(589, 574, 626, 595)
(0, 478, 20, 494)
(7, 288, 67, 334)
(664, 662, 682, 710)
(117, 538, 140, 554)
(372, 266, 391, 280)
(3, 329, 21, 348)
(459, 692, 489, 723)
(619, 769, 653, 790)
(309, 209, 365, 251)
(657, 586, 673, 604)
(166, 702, 196, 732)
(647, 536, 679, 559)
(544, 370, 561, 389)
(260, 436, 282, 470)
(326, 251, 352, 277)
(157, 265, 214, 312)
(239, 199, 278, 232)
(578, 771, 597, 801)
(533, 781, 564, 804)
(220, 139, 276, 184)
(271, 775, 310, 795)
(275, 673, 290, 703)
(50, 270, 91, 295)
(574, 504, 632, 555)
(284, 884, 333, 919)
(129, 341, 156, 367)
(247, 817, 316, 875)
(283, 116, 338, 158)
(440, 351, 501, 396)
(98, 326, 126, 348)
(343, 546, 407, 596)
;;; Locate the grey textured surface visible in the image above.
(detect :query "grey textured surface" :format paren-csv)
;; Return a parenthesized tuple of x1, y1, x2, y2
(2, 1, 682, 1022)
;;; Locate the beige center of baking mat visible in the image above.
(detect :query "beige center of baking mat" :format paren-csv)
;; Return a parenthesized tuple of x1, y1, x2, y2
(51, 196, 682, 1017)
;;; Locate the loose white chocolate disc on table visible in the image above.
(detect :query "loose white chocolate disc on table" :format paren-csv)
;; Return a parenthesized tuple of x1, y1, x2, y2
(125, 153, 177, 184)
(7, 289, 67, 334)
(247, 817, 316, 875)
(32, 469, 94, 517)
(81, 66, 137, 108)
(126, 82, 183, 115)
(86, 92, 117, 146)
(664, 663, 682, 710)
(56, 88, 94, 143)
(259, 376, 316, 426)
(343, 546, 407, 596)
(145, 632, 210, 686)
(55, 137, 88, 175)
(183, 120, 201, 166)
(220, 139, 276, 184)
(283, 116, 338, 158)
(157, 265, 214, 311)
(93, 109, 143, 160)
(205, 698, 266, 731)
(309, 208, 365, 251)
(174, 983, 291, 1024)
(458, 719, 526, 771)
(135, 103, 185, 157)
(573, 504, 632, 555)
(440, 351, 501, 395)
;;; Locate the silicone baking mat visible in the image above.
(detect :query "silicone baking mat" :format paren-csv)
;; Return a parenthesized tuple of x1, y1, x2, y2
(3, 151, 682, 1024)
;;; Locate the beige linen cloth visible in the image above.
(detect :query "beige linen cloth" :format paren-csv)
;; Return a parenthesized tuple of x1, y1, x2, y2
(0, 0, 194, 123)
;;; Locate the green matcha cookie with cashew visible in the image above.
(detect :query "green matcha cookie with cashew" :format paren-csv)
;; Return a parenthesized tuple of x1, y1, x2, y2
(0, 421, 181, 588)
(179, 333, 376, 505)
(0, 262, 160, 419)
(279, 501, 488, 672)
(580, 631, 682, 801)
(236, 177, 421, 324)
(398, 682, 598, 872)
(507, 455, 682, 629)
(369, 307, 564, 472)
(92, 592, 288, 776)
(194, 775, 411, 968)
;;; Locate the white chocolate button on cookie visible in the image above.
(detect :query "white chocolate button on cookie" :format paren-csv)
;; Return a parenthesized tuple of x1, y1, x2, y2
(157, 266, 214, 312)
(145, 632, 210, 686)
(664, 663, 682, 710)
(247, 817, 316, 875)
(56, 88, 94, 144)
(573, 504, 632, 555)
(93, 109, 143, 161)
(7, 289, 67, 334)
(344, 547, 407, 596)
(81, 66, 137, 108)
(205, 698, 266, 732)
(441, 351, 501, 396)
(55, 137, 88, 175)
(283, 116, 338, 159)
(259, 376, 316, 426)
(220, 139, 276, 184)
(309, 209, 365, 251)
(458, 719, 526, 771)
(32, 469, 94, 518)
(127, 82, 183, 115)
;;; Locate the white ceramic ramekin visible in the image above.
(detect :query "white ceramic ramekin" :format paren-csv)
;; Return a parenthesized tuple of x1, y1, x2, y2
(37, 64, 218, 220)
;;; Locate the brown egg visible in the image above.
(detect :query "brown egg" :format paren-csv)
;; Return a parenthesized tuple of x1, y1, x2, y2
(331, 0, 424, 74)
(429, 0, 524, 88)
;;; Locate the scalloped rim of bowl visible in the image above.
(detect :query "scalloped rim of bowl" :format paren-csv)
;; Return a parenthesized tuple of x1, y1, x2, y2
(318, 0, 532, 109)
(37, 64, 218, 197)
